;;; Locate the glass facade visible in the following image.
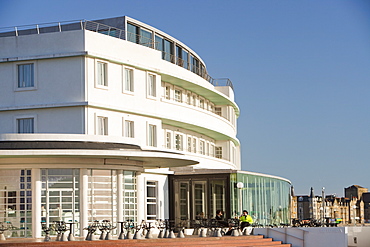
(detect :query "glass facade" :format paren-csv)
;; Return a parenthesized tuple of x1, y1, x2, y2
(0, 168, 137, 238)
(230, 173, 291, 226)
(170, 172, 291, 228)
(0, 169, 32, 238)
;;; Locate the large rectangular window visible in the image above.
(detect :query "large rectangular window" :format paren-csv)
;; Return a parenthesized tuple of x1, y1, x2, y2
(182, 50, 189, 70)
(124, 120, 134, 138)
(127, 23, 138, 43)
(0, 170, 32, 237)
(163, 39, 173, 63)
(17, 64, 34, 88)
(148, 74, 156, 97)
(97, 62, 107, 86)
(148, 124, 157, 147)
(146, 181, 157, 221)
(140, 28, 152, 47)
(187, 137, 192, 152)
(97, 116, 108, 135)
(17, 118, 34, 133)
(124, 68, 134, 92)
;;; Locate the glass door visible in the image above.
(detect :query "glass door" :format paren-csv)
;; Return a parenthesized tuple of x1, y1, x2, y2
(174, 180, 190, 224)
(193, 181, 207, 219)
(210, 180, 226, 218)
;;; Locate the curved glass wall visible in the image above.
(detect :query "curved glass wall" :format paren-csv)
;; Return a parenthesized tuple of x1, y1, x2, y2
(230, 173, 291, 226)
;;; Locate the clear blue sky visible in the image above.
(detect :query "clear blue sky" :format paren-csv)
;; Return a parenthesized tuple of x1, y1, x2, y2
(1, 0, 369, 197)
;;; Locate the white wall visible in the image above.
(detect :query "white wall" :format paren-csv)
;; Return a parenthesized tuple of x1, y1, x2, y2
(254, 227, 368, 247)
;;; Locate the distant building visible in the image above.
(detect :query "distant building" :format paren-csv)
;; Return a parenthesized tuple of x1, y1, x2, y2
(292, 185, 370, 225)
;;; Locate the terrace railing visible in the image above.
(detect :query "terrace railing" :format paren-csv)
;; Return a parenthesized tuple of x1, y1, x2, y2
(0, 20, 233, 90)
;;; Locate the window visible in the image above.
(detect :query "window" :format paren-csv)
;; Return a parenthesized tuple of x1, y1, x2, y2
(124, 120, 134, 138)
(163, 39, 173, 63)
(97, 116, 108, 135)
(165, 86, 170, 100)
(166, 132, 172, 149)
(97, 62, 107, 86)
(148, 74, 156, 97)
(215, 147, 222, 159)
(17, 64, 34, 88)
(192, 95, 196, 107)
(174, 89, 182, 102)
(210, 144, 215, 157)
(17, 118, 34, 133)
(127, 23, 139, 43)
(182, 50, 189, 69)
(140, 28, 152, 47)
(200, 141, 205, 155)
(199, 99, 205, 109)
(175, 134, 183, 151)
(146, 181, 157, 221)
(215, 107, 222, 116)
(187, 137, 192, 152)
(187, 93, 191, 105)
(155, 35, 163, 51)
(148, 124, 157, 147)
(193, 138, 197, 153)
(124, 68, 134, 92)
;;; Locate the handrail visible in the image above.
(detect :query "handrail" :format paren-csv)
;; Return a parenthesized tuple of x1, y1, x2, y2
(0, 19, 234, 90)
(266, 227, 306, 247)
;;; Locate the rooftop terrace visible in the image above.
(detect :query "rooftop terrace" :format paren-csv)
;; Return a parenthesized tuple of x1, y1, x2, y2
(0, 19, 233, 90)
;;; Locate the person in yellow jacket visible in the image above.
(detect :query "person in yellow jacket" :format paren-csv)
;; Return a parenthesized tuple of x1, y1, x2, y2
(239, 210, 253, 229)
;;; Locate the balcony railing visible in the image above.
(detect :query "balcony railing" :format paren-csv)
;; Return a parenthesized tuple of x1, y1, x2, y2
(0, 20, 233, 90)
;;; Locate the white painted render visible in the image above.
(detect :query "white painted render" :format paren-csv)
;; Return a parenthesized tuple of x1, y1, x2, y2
(0, 18, 242, 238)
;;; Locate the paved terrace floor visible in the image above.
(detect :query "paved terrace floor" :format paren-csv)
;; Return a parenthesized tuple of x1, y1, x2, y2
(0, 235, 291, 247)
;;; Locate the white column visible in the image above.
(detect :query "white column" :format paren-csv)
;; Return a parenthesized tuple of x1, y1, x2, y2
(117, 170, 124, 233)
(32, 168, 42, 238)
(80, 169, 89, 237)
(136, 172, 145, 223)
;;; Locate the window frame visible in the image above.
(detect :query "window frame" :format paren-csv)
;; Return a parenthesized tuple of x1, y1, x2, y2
(124, 119, 135, 138)
(166, 131, 172, 149)
(148, 124, 157, 147)
(174, 88, 182, 103)
(175, 133, 183, 151)
(147, 73, 157, 98)
(146, 181, 158, 221)
(15, 62, 37, 91)
(96, 60, 108, 88)
(15, 115, 36, 133)
(96, 116, 108, 135)
(123, 67, 134, 93)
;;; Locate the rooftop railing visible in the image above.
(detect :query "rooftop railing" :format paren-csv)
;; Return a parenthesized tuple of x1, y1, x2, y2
(0, 20, 233, 90)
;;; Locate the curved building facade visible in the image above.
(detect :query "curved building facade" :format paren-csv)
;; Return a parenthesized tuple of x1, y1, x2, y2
(0, 16, 290, 239)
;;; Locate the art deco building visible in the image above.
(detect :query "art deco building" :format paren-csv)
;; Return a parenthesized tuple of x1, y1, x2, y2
(0, 16, 291, 238)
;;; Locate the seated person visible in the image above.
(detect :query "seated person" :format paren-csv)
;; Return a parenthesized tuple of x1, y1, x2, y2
(215, 210, 229, 227)
(239, 210, 253, 229)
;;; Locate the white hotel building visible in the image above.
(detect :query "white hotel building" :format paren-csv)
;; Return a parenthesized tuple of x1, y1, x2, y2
(0, 17, 291, 238)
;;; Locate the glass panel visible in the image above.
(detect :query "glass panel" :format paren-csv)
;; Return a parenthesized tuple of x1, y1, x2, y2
(193, 182, 207, 219)
(155, 35, 163, 51)
(127, 23, 138, 43)
(140, 28, 152, 47)
(0, 170, 32, 237)
(18, 64, 34, 88)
